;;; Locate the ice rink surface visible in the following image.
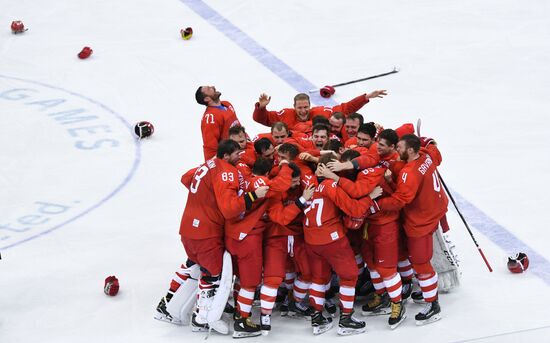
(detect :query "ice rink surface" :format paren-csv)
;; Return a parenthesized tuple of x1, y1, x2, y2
(1, 0, 550, 342)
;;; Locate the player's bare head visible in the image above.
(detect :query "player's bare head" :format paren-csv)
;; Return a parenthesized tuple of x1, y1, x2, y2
(195, 85, 221, 106)
(271, 122, 289, 144)
(254, 137, 275, 160)
(293, 93, 310, 106)
(312, 115, 330, 127)
(229, 125, 247, 149)
(356, 123, 377, 148)
(323, 139, 344, 158)
(317, 153, 336, 168)
(312, 124, 329, 149)
(399, 134, 420, 153)
(293, 93, 311, 121)
(345, 113, 364, 137)
(217, 139, 241, 159)
(252, 157, 273, 176)
(377, 129, 398, 156)
(341, 149, 360, 162)
(329, 112, 345, 133)
(278, 143, 299, 161)
(397, 134, 420, 161)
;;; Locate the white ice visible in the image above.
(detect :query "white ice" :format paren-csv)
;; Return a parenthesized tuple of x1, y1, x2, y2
(1, 0, 550, 342)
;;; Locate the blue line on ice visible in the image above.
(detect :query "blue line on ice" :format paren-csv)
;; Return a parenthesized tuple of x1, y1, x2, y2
(182, 0, 550, 285)
(0, 74, 141, 250)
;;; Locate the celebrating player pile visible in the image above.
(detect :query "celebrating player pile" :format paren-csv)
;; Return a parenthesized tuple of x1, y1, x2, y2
(154, 85, 460, 338)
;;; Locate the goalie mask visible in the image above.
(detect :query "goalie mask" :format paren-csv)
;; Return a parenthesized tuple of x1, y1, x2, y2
(134, 121, 154, 139)
(507, 252, 529, 273)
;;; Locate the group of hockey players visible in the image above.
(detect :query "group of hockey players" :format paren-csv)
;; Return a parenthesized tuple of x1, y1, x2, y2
(154, 85, 461, 338)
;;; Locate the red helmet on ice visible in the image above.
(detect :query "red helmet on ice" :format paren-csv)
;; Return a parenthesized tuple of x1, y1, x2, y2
(134, 121, 154, 139)
(320, 85, 335, 98)
(507, 252, 529, 273)
(11, 20, 25, 34)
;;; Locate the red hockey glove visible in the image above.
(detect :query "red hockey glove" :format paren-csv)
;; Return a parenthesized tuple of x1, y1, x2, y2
(420, 136, 436, 147)
(343, 215, 366, 230)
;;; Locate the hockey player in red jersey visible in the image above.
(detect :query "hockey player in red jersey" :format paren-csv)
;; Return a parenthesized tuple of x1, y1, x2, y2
(303, 155, 382, 336)
(259, 163, 316, 335)
(195, 85, 242, 160)
(252, 90, 386, 130)
(155, 140, 269, 334)
(321, 129, 407, 329)
(367, 134, 448, 325)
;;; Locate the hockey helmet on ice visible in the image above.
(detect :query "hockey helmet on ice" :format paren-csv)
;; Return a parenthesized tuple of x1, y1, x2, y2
(507, 252, 529, 273)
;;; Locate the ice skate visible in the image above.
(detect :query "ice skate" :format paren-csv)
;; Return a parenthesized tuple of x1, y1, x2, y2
(361, 292, 391, 316)
(388, 301, 407, 329)
(233, 314, 262, 338)
(337, 311, 366, 336)
(415, 300, 441, 326)
(154, 296, 182, 325)
(191, 313, 209, 332)
(288, 299, 313, 320)
(311, 311, 333, 335)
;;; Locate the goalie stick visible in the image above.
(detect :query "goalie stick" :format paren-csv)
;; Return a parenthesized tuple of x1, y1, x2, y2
(416, 119, 493, 272)
(308, 67, 399, 93)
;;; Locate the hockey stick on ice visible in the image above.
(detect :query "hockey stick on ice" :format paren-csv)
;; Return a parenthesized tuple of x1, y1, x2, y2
(417, 118, 493, 272)
(308, 67, 399, 93)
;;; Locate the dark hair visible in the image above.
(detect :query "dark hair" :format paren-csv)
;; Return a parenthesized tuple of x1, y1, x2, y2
(347, 112, 364, 125)
(357, 123, 377, 138)
(400, 134, 421, 153)
(195, 86, 207, 106)
(312, 123, 329, 135)
(323, 139, 343, 152)
(228, 124, 246, 136)
(318, 153, 335, 166)
(341, 149, 360, 162)
(278, 143, 299, 160)
(254, 137, 273, 154)
(252, 157, 273, 176)
(312, 115, 330, 127)
(378, 129, 398, 146)
(288, 162, 301, 178)
(216, 139, 240, 158)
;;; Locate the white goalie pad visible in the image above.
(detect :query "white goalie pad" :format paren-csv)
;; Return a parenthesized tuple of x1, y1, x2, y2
(206, 250, 233, 323)
(432, 226, 461, 292)
(166, 263, 201, 325)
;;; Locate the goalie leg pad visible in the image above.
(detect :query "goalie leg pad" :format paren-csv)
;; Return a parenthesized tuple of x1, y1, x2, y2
(206, 250, 233, 323)
(165, 263, 200, 325)
(431, 227, 461, 292)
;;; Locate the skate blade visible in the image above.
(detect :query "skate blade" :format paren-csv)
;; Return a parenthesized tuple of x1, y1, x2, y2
(191, 326, 209, 332)
(261, 330, 270, 336)
(312, 322, 334, 335)
(415, 313, 441, 326)
(361, 308, 391, 316)
(208, 320, 229, 335)
(412, 299, 427, 305)
(153, 313, 183, 326)
(286, 312, 311, 321)
(232, 331, 262, 339)
(389, 314, 407, 330)
(337, 326, 367, 336)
